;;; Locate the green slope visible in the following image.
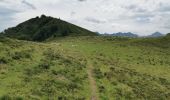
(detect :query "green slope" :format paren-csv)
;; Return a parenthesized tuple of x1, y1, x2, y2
(0, 36, 170, 100)
(3, 15, 97, 41)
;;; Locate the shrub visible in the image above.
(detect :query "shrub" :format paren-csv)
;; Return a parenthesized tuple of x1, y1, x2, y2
(58, 96, 67, 100)
(99, 85, 105, 93)
(41, 79, 57, 97)
(51, 70, 58, 75)
(93, 68, 103, 79)
(39, 62, 50, 70)
(67, 82, 78, 92)
(12, 51, 31, 60)
(43, 48, 61, 60)
(38, 59, 51, 70)
(0, 95, 11, 100)
(0, 57, 8, 64)
(0, 95, 23, 100)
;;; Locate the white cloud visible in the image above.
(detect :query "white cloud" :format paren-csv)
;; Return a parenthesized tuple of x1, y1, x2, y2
(0, 0, 170, 35)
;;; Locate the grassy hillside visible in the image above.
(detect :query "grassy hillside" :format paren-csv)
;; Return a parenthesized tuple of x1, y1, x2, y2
(3, 15, 97, 41)
(0, 36, 170, 100)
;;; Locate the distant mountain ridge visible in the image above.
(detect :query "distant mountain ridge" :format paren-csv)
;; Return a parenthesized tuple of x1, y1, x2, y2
(3, 15, 97, 41)
(102, 32, 138, 38)
(147, 32, 164, 38)
(112, 32, 138, 37)
(101, 32, 166, 38)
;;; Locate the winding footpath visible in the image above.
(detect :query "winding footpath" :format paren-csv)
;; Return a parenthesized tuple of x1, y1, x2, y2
(87, 60, 99, 100)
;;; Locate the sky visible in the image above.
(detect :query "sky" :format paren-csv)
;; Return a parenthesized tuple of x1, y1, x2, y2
(0, 0, 170, 36)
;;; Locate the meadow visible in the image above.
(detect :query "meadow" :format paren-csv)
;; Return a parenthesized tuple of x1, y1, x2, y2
(0, 36, 170, 100)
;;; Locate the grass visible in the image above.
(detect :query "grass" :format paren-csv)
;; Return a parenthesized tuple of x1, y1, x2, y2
(0, 36, 170, 99)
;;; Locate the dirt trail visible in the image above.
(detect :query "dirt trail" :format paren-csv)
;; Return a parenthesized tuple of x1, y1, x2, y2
(87, 60, 99, 100)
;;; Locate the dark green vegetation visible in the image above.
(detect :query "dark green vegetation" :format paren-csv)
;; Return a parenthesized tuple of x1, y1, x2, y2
(0, 34, 170, 100)
(3, 15, 97, 41)
(167, 33, 170, 37)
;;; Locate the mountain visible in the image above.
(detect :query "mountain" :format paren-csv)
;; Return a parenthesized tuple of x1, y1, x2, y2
(102, 32, 138, 38)
(147, 32, 164, 38)
(112, 32, 138, 37)
(3, 15, 97, 41)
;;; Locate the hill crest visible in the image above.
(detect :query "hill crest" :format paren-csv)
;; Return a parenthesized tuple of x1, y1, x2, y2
(3, 15, 97, 41)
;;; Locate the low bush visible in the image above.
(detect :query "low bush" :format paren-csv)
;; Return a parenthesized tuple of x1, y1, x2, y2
(12, 51, 31, 60)
(39, 62, 50, 70)
(0, 95, 23, 100)
(43, 48, 61, 60)
(0, 95, 11, 100)
(0, 57, 8, 64)
(93, 68, 103, 79)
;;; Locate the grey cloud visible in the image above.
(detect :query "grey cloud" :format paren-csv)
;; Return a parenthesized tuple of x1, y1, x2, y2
(159, 5, 170, 12)
(135, 17, 151, 23)
(161, 21, 170, 29)
(134, 13, 154, 18)
(0, 6, 20, 32)
(85, 17, 106, 24)
(22, 0, 36, 10)
(134, 13, 154, 23)
(162, 26, 170, 29)
(125, 5, 137, 10)
(125, 5, 147, 13)
(0, 6, 19, 16)
(135, 8, 147, 13)
(119, 11, 154, 22)
(70, 11, 76, 16)
(77, 0, 87, 2)
(0, 0, 36, 32)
